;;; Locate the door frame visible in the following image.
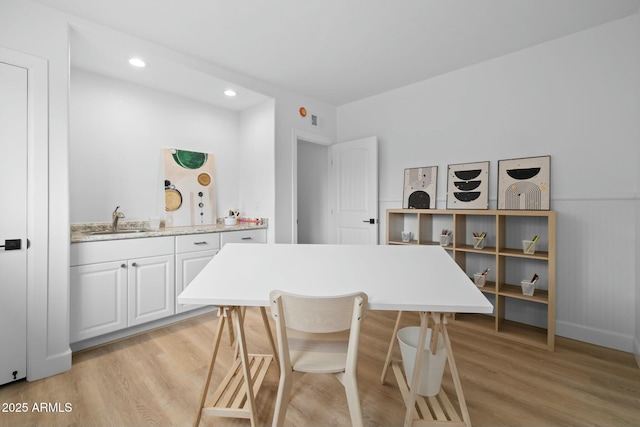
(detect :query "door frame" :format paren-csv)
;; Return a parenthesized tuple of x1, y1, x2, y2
(0, 46, 50, 380)
(291, 129, 332, 244)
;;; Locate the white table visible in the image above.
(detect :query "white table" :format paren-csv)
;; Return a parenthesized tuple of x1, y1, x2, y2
(179, 243, 493, 426)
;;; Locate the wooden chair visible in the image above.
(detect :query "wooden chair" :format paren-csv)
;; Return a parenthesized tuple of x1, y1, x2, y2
(269, 290, 368, 427)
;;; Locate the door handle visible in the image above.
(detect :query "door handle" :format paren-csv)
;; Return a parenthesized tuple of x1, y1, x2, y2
(0, 239, 21, 250)
(362, 219, 375, 224)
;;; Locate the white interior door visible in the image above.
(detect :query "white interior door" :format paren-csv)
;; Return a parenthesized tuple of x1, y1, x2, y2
(329, 136, 378, 244)
(0, 60, 28, 385)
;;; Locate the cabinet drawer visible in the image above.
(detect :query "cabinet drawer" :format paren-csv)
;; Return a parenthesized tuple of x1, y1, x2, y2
(71, 236, 174, 266)
(175, 233, 220, 253)
(220, 229, 267, 246)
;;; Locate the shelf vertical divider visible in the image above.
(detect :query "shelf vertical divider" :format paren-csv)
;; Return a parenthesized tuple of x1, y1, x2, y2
(547, 211, 557, 350)
(417, 213, 433, 245)
(453, 213, 466, 269)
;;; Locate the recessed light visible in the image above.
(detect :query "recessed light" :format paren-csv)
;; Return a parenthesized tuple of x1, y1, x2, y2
(128, 57, 146, 68)
(224, 89, 237, 97)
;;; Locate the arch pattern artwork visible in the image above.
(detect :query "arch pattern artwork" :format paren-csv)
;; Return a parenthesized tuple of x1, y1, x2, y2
(403, 166, 437, 209)
(498, 156, 550, 210)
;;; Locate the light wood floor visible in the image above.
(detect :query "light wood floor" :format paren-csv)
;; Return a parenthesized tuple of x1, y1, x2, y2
(1, 309, 639, 427)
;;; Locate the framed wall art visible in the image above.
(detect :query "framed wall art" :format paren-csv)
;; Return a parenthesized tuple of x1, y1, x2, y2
(498, 155, 550, 210)
(403, 166, 437, 209)
(446, 161, 489, 209)
(163, 147, 217, 226)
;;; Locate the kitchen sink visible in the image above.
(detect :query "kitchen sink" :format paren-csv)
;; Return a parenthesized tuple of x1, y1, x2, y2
(86, 229, 150, 235)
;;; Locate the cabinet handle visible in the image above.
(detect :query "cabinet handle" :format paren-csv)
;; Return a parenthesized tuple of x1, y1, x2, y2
(241, 237, 252, 240)
(131, 262, 138, 267)
(193, 241, 208, 245)
(121, 264, 126, 268)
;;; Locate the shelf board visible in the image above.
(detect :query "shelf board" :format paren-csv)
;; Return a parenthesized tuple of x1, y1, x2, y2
(470, 278, 496, 294)
(388, 240, 418, 245)
(455, 244, 496, 254)
(496, 319, 551, 350)
(389, 240, 447, 247)
(500, 283, 549, 304)
(499, 248, 548, 260)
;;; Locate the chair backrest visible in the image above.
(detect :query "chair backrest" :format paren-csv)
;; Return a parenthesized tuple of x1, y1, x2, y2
(269, 290, 368, 373)
(270, 290, 367, 334)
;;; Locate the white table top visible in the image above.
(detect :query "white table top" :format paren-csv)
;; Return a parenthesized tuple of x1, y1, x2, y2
(179, 244, 493, 314)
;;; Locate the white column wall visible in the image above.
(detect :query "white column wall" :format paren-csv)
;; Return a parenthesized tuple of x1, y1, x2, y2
(635, 6, 640, 362)
(239, 99, 276, 244)
(0, 0, 72, 379)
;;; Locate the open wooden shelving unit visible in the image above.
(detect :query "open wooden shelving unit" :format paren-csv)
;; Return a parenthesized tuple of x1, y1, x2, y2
(386, 208, 556, 351)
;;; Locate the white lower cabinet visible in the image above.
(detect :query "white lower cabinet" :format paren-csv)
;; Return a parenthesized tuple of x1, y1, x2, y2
(70, 229, 267, 344)
(70, 237, 175, 343)
(175, 233, 220, 314)
(127, 255, 175, 326)
(70, 261, 127, 342)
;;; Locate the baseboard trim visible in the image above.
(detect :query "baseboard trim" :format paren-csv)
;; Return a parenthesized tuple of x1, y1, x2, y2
(70, 306, 217, 353)
(556, 320, 634, 353)
(27, 348, 72, 382)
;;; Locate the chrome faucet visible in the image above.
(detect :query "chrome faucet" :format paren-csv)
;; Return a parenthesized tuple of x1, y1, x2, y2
(112, 206, 125, 231)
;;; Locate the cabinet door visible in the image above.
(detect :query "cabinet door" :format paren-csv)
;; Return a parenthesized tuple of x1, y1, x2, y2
(175, 249, 218, 314)
(70, 261, 127, 342)
(128, 255, 175, 326)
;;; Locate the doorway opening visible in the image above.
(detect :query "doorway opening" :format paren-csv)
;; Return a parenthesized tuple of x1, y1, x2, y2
(291, 130, 332, 244)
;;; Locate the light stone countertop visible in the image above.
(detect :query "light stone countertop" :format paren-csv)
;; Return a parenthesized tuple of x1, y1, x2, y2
(71, 219, 268, 244)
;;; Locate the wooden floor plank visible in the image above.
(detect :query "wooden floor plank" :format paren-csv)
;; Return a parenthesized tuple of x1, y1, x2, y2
(0, 309, 639, 426)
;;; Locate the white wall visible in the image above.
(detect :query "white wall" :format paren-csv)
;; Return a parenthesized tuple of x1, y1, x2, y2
(274, 95, 337, 243)
(69, 68, 243, 223)
(239, 99, 276, 244)
(68, 15, 338, 244)
(0, 0, 71, 380)
(0, 0, 330, 382)
(338, 16, 640, 352)
(635, 6, 640, 363)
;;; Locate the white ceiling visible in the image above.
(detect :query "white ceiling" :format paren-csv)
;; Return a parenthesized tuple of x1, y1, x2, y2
(32, 0, 640, 107)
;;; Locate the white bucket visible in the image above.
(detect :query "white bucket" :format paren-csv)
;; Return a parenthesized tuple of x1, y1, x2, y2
(397, 326, 447, 396)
